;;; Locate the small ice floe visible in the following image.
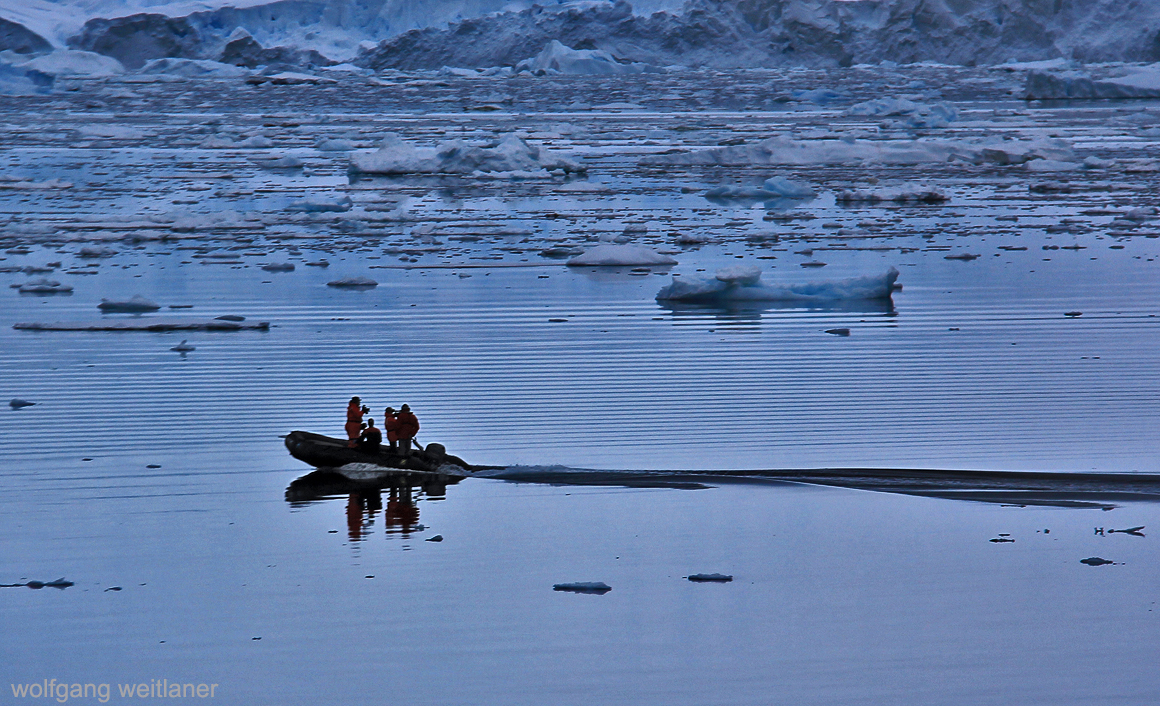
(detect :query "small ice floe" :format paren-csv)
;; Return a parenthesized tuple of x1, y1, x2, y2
(264, 72, 339, 86)
(1025, 67, 1160, 100)
(215, 315, 245, 322)
(16, 278, 72, 294)
(317, 138, 355, 152)
(835, 186, 947, 204)
(1080, 557, 1116, 566)
(845, 97, 958, 128)
(705, 176, 815, 202)
(1064, 311, 1083, 318)
(170, 340, 195, 352)
(540, 246, 582, 259)
(252, 154, 303, 169)
(9, 399, 35, 409)
(566, 244, 677, 267)
(657, 266, 899, 303)
(287, 195, 352, 212)
(0, 578, 74, 589)
(425, 535, 443, 542)
(19, 50, 123, 77)
(687, 573, 733, 582)
(305, 260, 330, 267)
(261, 263, 295, 272)
(98, 295, 160, 312)
(327, 277, 378, 288)
(800, 261, 827, 268)
(78, 246, 116, 258)
(944, 253, 980, 261)
(825, 328, 851, 336)
(1109, 526, 1145, 536)
(553, 582, 611, 594)
(350, 132, 583, 176)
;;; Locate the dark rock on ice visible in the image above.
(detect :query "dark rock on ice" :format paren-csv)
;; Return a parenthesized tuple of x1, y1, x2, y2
(553, 581, 611, 594)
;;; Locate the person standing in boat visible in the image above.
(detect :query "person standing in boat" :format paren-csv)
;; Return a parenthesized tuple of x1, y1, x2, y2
(345, 396, 369, 448)
(360, 418, 382, 452)
(383, 407, 400, 452)
(396, 404, 420, 456)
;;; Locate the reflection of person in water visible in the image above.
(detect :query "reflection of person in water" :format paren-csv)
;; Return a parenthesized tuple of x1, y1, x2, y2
(345, 490, 382, 542)
(384, 486, 420, 533)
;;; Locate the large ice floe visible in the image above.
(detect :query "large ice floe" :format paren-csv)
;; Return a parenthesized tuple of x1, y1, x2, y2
(656, 267, 900, 304)
(350, 133, 584, 177)
(16, 49, 123, 76)
(1024, 66, 1160, 100)
(514, 40, 661, 75)
(844, 97, 958, 128)
(567, 244, 677, 267)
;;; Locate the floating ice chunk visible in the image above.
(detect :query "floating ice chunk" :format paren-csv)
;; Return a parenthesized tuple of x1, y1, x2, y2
(515, 40, 661, 76)
(351, 133, 583, 175)
(567, 244, 677, 267)
(687, 573, 733, 582)
(762, 177, 815, 199)
(327, 277, 378, 288)
(0, 64, 53, 95)
(288, 195, 352, 212)
(18, 50, 124, 76)
(835, 186, 948, 204)
(261, 263, 295, 272)
(553, 582, 611, 594)
(1025, 159, 1081, 172)
(256, 72, 338, 86)
(253, 154, 303, 169)
(317, 138, 355, 152)
(846, 97, 958, 128)
(238, 135, 274, 148)
(78, 246, 116, 258)
(98, 295, 161, 312)
(705, 185, 780, 200)
(1026, 67, 1160, 100)
(139, 58, 249, 78)
(18, 278, 72, 294)
(792, 88, 848, 105)
(715, 266, 762, 286)
(9, 399, 35, 409)
(657, 267, 899, 303)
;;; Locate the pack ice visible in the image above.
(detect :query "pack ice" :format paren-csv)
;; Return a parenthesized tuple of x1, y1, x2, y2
(656, 267, 900, 303)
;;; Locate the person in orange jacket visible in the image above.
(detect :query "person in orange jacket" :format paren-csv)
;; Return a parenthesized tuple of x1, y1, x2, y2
(383, 407, 400, 452)
(395, 404, 420, 456)
(345, 396, 368, 448)
(359, 418, 382, 451)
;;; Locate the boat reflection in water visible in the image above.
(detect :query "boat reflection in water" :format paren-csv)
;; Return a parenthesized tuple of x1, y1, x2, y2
(285, 469, 463, 541)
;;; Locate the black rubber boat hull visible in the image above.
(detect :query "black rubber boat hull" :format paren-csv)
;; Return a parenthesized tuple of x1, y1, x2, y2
(284, 430, 472, 476)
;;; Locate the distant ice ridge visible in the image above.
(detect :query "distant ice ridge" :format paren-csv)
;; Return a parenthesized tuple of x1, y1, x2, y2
(357, 0, 1160, 71)
(656, 267, 900, 303)
(350, 133, 584, 176)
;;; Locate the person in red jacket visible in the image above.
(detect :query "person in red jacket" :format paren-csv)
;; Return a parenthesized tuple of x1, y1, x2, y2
(383, 407, 400, 451)
(395, 404, 420, 456)
(345, 396, 368, 448)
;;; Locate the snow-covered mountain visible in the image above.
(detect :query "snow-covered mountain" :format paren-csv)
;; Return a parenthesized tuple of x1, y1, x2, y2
(2, 0, 1159, 70)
